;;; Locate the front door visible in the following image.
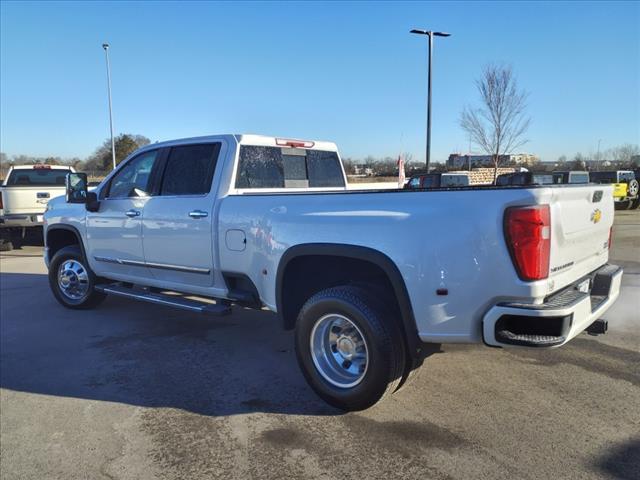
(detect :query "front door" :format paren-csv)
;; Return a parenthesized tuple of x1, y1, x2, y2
(142, 142, 222, 289)
(87, 149, 160, 280)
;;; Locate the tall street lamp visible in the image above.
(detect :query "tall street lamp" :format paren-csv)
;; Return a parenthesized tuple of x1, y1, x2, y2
(410, 29, 451, 172)
(102, 43, 116, 170)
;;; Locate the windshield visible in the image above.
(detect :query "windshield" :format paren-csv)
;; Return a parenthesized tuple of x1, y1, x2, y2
(569, 172, 589, 184)
(5, 168, 70, 187)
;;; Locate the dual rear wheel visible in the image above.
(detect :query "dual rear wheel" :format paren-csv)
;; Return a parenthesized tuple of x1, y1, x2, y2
(295, 286, 418, 411)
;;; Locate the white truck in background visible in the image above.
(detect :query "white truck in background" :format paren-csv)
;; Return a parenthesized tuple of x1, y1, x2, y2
(43, 134, 622, 410)
(0, 165, 74, 250)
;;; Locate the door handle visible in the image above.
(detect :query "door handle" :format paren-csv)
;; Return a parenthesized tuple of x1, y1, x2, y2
(125, 209, 141, 218)
(189, 210, 208, 219)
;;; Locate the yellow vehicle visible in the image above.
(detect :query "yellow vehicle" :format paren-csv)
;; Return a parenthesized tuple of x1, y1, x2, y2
(589, 170, 639, 210)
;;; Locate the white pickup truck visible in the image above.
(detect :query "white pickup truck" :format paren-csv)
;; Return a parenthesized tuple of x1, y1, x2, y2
(1, 164, 74, 250)
(43, 134, 622, 410)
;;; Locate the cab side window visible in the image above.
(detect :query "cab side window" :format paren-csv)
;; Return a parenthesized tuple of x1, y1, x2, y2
(160, 143, 221, 196)
(107, 150, 158, 199)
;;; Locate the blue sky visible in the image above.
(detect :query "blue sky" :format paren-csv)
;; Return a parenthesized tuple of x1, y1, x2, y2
(1, 1, 638, 163)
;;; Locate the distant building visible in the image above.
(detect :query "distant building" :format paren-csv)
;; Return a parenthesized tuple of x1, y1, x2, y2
(447, 153, 539, 169)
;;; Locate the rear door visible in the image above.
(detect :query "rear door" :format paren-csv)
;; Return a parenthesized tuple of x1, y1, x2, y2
(548, 185, 613, 289)
(141, 142, 222, 288)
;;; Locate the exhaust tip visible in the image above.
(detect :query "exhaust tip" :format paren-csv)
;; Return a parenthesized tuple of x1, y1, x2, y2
(586, 319, 608, 336)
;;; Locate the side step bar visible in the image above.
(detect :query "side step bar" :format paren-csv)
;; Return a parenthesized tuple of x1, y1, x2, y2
(95, 284, 231, 316)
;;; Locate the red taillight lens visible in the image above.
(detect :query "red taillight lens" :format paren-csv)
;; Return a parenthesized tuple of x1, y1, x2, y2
(505, 205, 551, 281)
(0, 191, 3, 209)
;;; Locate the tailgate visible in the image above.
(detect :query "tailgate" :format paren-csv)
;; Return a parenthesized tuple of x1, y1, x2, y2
(0, 187, 65, 214)
(548, 185, 613, 290)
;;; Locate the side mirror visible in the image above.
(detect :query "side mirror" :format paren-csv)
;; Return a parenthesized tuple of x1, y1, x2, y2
(65, 172, 88, 203)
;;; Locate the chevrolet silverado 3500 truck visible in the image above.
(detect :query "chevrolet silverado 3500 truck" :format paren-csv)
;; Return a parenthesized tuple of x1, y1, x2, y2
(1, 164, 74, 250)
(43, 134, 622, 410)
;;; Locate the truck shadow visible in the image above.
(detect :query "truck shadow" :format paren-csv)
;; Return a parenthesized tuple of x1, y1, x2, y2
(1, 272, 428, 417)
(594, 436, 640, 480)
(0, 272, 338, 416)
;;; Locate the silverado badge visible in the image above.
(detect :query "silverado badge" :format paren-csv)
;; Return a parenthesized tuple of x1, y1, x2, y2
(591, 209, 602, 224)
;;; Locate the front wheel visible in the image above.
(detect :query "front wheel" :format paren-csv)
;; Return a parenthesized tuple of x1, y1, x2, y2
(295, 286, 406, 411)
(48, 245, 106, 309)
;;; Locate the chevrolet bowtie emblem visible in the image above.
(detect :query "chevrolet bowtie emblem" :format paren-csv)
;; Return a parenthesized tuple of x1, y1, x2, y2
(591, 209, 602, 224)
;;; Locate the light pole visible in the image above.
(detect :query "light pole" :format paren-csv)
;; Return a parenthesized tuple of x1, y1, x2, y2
(102, 43, 116, 170)
(410, 29, 450, 172)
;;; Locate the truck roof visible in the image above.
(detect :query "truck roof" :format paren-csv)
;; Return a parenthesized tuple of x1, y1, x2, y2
(142, 134, 338, 153)
(10, 165, 72, 170)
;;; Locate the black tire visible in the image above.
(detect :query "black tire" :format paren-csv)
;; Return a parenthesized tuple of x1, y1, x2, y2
(0, 239, 13, 252)
(614, 200, 631, 210)
(48, 245, 106, 309)
(630, 198, 640, 210)
(295, 286, 406, 411)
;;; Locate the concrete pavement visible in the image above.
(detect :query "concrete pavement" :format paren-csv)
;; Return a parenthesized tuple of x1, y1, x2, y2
(1, 211, 639, 480)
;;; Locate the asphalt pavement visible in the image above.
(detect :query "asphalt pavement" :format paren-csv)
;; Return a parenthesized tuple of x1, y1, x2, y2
(1, 211, 638, 480)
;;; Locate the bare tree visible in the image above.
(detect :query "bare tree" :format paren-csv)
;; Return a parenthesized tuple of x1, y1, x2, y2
(460, 65, 530, 182)
(608, 144, 640, 164)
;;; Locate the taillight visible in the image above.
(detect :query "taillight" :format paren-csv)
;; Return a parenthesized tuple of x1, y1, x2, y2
(504, 205, 551, 281)
(608, 226, 613, 249)
(0, 191, 3, 209)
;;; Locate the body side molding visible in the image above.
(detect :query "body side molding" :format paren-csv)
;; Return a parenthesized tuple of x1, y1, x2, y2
(94, 256, 210, 274)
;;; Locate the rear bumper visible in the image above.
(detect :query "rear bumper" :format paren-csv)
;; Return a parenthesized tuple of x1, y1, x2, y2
(483, 264, 623, 347)
(0, 213, 44, 228)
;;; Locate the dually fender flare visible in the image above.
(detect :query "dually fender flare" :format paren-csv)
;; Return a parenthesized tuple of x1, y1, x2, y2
(46, 224, 88, 261)
(275, 242, 423, 357)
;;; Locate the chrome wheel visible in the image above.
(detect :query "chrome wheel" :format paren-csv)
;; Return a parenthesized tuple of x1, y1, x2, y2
(310, 313, 369, 388)
(57, 259, 90, 300)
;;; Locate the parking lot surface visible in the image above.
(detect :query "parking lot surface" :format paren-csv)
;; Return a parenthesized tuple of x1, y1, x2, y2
(1, 211, 639, 480)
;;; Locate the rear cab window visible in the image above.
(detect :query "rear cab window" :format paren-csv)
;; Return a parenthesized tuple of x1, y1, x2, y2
(235, 145, 345, 190)
(589, 172, 617, 184)
(5, 167, 70, 187)
(568, 172, 589, 184)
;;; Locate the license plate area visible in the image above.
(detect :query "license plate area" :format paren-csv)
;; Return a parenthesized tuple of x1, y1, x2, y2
(576, 278, 591, 294)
